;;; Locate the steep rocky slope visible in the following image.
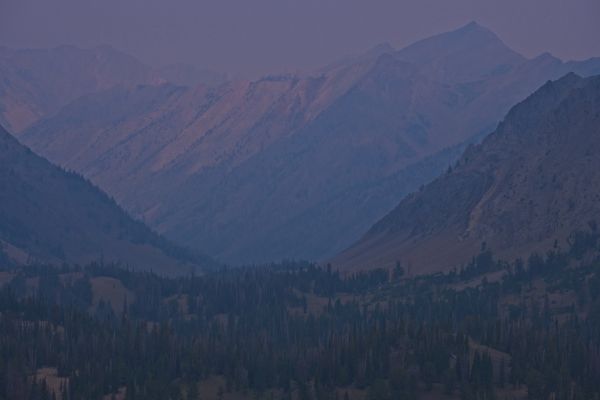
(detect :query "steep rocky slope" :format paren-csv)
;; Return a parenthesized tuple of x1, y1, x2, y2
(21, 23, 600, 264)
(0, 125, 210, 273)
(335, 73, 600, 273)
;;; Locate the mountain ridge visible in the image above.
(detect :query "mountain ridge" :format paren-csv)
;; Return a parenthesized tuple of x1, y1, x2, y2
(16, 23, 600, 264)
(333, 73, 600, 273)
(0, 124, 212, 273)
(0, 44, 224, 133)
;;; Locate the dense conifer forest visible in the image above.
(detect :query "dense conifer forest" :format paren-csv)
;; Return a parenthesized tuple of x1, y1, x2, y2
(1, 226, 600, 399)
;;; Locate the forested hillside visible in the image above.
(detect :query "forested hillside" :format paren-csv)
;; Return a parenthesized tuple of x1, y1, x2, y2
(0, 124, 212, 273)
(1, 224, 600, 399)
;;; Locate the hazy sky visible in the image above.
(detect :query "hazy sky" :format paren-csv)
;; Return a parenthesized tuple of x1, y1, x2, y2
(2, 0, 599, 76)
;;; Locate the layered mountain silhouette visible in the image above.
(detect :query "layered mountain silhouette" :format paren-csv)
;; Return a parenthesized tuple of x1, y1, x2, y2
(17, 22, 600, 264)
(0, 45, 157, 133)
(0, 124, 210, 273)
(0, 45, 223, 133)
(335, 73, 600, 273)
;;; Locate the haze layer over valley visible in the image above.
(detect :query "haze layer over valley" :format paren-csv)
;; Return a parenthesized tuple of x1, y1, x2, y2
(7, 23, 598, 265)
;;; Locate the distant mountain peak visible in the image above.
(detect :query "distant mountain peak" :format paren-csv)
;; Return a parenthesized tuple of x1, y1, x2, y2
(458, 20, 486, 32)
(551, 70, 583, 85)
(410, 20, 503, 48)
(366, 42, 395, 56)
(394, 21, 525, 82)
(450, 21, 510, 44)
(531, 51, 562, 65)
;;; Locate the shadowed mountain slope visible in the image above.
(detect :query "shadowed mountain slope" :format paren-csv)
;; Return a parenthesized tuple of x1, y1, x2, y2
(334, 73, 600, 273)
(0, 124, 211, 273)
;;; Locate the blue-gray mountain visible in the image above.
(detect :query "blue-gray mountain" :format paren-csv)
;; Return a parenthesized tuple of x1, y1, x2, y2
(0, 45, 224, 133)
(335, 73, 600, 273)
(0, 124, 211, 273)
(16, 23, 600, 264)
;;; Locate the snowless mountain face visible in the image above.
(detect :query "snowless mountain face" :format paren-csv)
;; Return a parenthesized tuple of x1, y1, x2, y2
(0, 45, 225, 133)
(0, 124, 212, 274)
(0, 45, 160, 133)
(335, 73, 600, 273)
(17, 22, 600, 264)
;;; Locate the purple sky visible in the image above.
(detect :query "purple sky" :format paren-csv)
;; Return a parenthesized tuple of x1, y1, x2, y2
(2, 0, 599, 76)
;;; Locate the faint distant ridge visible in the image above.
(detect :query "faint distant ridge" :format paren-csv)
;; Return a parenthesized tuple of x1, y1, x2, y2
(155, 63, 228, 87)
(0, 45, 155, 132)
(334, 72, 600, 273)
(0, 44, 225, 133)
(565, 56, 600, 76)
(318, 42, 396, 73)
(394, 21, 526, 82)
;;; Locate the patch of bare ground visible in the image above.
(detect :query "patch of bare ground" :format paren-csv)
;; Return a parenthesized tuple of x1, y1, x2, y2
(450, 269, 506, 290)
(103, 387, 126, 400)
(33, 367, 68, 399)
(499, 278, 579, 321)
(0, 271, 15, 287)
(90, 276, 134, 315)
(164, 293, 191, 316)
(0, 240, 30, 265)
